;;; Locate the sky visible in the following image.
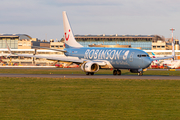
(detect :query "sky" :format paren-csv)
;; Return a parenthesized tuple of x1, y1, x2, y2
(1, 0, 180, 41)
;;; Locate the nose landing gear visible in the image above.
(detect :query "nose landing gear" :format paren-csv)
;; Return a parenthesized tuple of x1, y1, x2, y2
(138, 71, 143, 76)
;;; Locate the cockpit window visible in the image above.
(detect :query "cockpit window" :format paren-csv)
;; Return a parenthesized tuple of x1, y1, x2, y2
(141, 55, 147, 57)
(137, 54, 149, 57)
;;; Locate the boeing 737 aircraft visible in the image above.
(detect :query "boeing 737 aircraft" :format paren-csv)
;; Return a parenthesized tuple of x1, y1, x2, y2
(6, 11, 175, 76)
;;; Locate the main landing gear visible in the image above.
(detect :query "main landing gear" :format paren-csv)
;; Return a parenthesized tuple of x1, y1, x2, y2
(113, 69, 121, 75)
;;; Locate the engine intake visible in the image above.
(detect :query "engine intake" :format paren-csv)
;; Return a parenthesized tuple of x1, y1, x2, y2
(81, 62, 99, 73)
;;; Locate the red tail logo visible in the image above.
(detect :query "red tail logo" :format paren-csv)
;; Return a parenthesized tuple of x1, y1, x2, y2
(65, 29, 70, 41)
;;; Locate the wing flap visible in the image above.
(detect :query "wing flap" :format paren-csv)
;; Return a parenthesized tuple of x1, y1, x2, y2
(5, 40, 84, 63)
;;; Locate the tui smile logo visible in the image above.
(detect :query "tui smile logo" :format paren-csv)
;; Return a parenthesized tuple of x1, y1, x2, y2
(65, 29, 70, 41)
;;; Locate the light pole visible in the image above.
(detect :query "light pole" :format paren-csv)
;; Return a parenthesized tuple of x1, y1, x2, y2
(170, 28, 175, 60)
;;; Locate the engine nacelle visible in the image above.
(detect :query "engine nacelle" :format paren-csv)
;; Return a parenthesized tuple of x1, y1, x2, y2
(81, 62, 99, 73)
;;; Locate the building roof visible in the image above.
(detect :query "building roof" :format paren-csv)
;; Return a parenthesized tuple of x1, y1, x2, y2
(74, 34, 164, 42)
(0, 34, 32, 39)
(75, 34, 156, 38)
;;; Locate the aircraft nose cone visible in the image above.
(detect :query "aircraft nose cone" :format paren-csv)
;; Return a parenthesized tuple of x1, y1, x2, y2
(144, 58, 152, 68)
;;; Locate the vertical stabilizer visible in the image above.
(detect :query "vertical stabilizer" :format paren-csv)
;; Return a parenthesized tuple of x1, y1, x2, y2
(63, 11, 83, 48)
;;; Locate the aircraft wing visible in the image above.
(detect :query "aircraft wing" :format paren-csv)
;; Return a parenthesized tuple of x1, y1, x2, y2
(5, 40, 83, 64)
(14, 53, 84, 63)
(10, 53, 111, 68)
(151, 55, 174, 61)
(5, 41, 110, 66)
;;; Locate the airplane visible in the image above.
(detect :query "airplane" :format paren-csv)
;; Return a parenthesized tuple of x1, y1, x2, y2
(5, 11, 175, 76)
(151, 52, 180, 69)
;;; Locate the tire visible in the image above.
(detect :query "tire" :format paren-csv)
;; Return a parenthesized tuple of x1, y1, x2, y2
(138, 72, 143, 76)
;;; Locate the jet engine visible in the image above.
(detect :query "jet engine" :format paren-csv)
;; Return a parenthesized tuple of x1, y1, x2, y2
(81, 62, 99, 73)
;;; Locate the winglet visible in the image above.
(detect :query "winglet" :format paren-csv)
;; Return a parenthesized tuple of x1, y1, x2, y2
(5, 40, 12, 58)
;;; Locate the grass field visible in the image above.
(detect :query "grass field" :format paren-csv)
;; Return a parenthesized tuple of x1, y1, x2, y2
(1, 77, 180, 119)
(0, 68, 180, 119)
(0, 68, 180, 76)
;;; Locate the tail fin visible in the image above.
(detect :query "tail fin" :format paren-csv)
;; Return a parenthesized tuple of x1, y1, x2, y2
(63, 11, 83, 48)
(151, 52, 155, 58)
(151, 52, 158, 62)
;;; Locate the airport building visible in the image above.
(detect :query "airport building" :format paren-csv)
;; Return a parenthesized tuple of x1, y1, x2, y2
(0, 34, 50, 49)
(74, 34, 165, 50)
(50, 39, 65, 49)
(0, 34, 64, 66)
(0, 34, 29, 49)
(1, 34, 177, 50)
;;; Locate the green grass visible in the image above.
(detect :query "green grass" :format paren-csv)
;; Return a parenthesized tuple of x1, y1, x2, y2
(1, 77, 180, 119)
(0, 68, 180, 76)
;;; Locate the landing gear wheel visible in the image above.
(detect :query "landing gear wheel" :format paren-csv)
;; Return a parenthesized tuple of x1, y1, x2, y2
(113, 70, 117, 75)
(138, 71, 143, 76)
(86, 72, 90, 75)
(117, 70, 121, 75)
